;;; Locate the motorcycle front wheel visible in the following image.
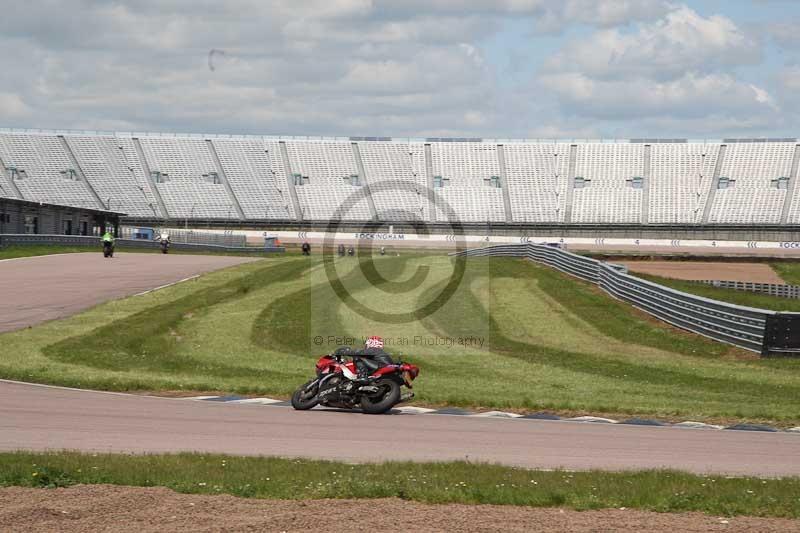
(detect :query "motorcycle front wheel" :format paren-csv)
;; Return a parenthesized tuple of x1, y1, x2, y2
(360, 379, 401, 414)
(291, 380, 319, 410)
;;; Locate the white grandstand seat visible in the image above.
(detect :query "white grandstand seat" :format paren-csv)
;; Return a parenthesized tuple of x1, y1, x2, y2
(66, 135, 160, 217)
(709, 142, 792, 224)
(572, 144, 643, 224)
(504, 143, 570, 223)
(211, 139, 295, 219)
(0, 134, 98, 209)
(1, 131, 797, 227)
(359, 142, 430, 221)
(139, 137, 233, 219)
(430, 142, 505, 223)
(285, 141, 370, 220)
(649, 144, 718, 224)
(0, 167, 18, 199)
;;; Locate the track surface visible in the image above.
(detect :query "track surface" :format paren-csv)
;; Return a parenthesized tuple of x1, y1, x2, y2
(619, 261, 784, 283)
(0, 253, 257, 333)
(1, 380, 799, 477)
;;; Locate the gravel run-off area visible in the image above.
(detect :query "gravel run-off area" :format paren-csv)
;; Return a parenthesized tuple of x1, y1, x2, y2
(1, 485, 798, 532)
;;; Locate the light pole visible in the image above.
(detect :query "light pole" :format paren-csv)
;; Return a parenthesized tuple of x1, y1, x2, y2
(410, 150, 425, 221)
(135, 183, 151, 218)
(554, 190, 560, 220)
(696, 152, 706, 223)
(186, 203, 196, 231)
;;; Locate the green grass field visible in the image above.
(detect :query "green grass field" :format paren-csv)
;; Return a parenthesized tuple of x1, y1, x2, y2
(0, 245, 97, 260)
(3, 253, 800, 425)
(0, 244, 286, 260)
(2, 452, 798, 517)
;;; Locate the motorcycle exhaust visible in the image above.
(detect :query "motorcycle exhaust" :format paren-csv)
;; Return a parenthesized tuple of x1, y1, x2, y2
(358, 385, 380, 393)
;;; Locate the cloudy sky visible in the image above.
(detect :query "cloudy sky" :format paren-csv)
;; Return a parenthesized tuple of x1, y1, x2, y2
(1, 0, 798, 139)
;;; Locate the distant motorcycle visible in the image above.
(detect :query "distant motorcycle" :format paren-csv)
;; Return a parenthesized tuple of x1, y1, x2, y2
(159, 233, 171, 254)
(292, 348, 419, 414)
(102, 241, 114, 258)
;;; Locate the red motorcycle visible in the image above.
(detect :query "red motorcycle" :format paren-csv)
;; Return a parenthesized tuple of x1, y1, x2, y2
(291, 348, 420, 414)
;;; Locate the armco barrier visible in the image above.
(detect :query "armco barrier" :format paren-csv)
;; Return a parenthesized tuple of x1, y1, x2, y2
(0, 234, 283, 253)
(698, 280, 800, 299)
(454, 243, 800, 356)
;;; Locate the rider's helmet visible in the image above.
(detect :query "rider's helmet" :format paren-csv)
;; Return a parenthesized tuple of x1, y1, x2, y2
(365, 336, 384, 350)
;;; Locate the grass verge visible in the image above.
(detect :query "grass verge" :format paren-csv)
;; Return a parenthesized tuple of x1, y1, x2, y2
(4, 254, 800, 424)
(0, 245, 95, 260)
(0, 244, 284, 260)
(1, 452, 799, 518)
(772, 263, 800, 286)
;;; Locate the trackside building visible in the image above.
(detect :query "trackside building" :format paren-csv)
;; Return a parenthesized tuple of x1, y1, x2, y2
(0, 197, 123, 236)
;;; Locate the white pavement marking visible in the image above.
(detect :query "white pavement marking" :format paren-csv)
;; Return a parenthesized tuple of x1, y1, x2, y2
(0, 378, 159, 399)
(134, 275, 199, 296)
(565, 416, 619, 423)
(230, 398, 285, 405)
(0, 252, 92, 263)
(674, 421, 726, 430)
(472, 411, 523, 418)
(182, 396, 222, 400)
(394, 406, 437, 414)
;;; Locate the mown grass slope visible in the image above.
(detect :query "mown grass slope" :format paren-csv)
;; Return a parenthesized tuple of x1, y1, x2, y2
(2, 253, 800, 424)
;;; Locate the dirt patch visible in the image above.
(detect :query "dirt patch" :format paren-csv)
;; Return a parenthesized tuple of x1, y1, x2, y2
(618, 261, 785, 284)
(1, 485, 797, 532)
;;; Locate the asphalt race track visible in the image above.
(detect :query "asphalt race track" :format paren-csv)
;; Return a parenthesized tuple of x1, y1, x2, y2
(0, 251, 799, 477)
(0, 252, 258, 333)
(1, 380, 799, 477)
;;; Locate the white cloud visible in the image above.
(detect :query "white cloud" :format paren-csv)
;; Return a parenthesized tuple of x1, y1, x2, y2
(536, 0, 671, 31)
(766, 20, 800, 48)
(535, 5, 778, 133)
(0, 1, 790, 138)
(539, 72, 776, 119)
(0, 93, 32, 118)
(778, 66, 800, 92)
(750, 84, 778, 110)
(545, 6, 760, 80)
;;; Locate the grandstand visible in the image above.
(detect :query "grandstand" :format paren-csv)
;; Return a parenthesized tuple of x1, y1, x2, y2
(1, 130, 799, 232)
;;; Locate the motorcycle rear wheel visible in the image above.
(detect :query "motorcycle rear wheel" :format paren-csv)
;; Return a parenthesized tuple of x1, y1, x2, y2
(291, 380, 319, 410)
(360, 379, 401, 414)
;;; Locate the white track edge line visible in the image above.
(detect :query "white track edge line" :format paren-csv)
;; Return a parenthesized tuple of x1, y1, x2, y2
(134, 275, 199, 296)
(0, 252, 92, 264)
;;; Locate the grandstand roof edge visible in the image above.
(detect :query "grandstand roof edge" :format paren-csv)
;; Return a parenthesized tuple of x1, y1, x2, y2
(0, 127, 796, 144)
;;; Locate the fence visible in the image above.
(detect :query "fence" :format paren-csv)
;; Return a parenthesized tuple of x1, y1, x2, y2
(697, 280, 800, 299)
(454, 243, 800, 356)
(0, 234, 280, 253)
(116, 227, 247, 247)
